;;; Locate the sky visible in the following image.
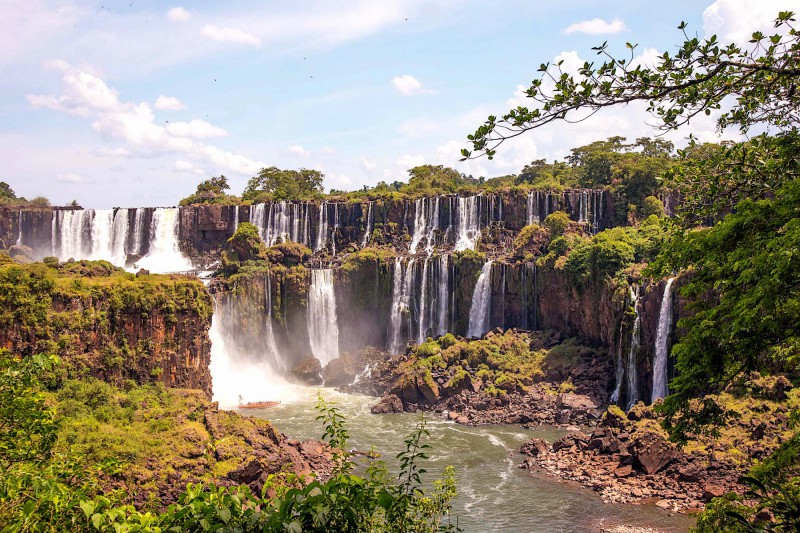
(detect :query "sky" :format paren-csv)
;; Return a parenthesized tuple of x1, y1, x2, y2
(0, 0, 795, 208)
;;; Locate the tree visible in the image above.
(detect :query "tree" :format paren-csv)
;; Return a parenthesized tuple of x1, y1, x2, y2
(401, 165, 466, 194)
(463, 11, 800, 220)
(243, 167, 324, 201)
(0, 182, 16, 201)
(179, 175, 237, 206)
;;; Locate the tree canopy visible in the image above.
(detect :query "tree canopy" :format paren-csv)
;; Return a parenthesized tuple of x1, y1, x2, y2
(243, 167, 324, 202)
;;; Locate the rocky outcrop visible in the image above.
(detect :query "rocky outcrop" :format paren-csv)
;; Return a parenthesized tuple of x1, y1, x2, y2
(0, 261, 214, 395)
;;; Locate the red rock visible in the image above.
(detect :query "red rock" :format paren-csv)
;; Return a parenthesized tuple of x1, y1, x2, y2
(520, 438, 549, 456)
(614, 465, 633, 478)
(631, 432, 678, 474)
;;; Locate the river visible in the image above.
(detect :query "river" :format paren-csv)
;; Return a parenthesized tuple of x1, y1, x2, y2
(237, 386, 695, 533)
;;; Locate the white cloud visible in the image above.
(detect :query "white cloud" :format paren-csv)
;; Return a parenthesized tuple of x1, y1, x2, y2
(155, 95, 186, 110)
(392, 74, 431, 96)
(563, 17, 626, 35)
(167, 7, 192, 22)
(94, 147, 132, 158)
(201, 24, 262, 46)
(174, 160, 206, 175)
(395, 154, 425, 168)
(360, 157, 376, 171)
(320, 146, 337, 155)
(56, 172, 93, 184)
(166, 119, 228, 139)
(288, 144, 310, 156)
(703, 0, 789, 44)
(26, 64, 262, 176)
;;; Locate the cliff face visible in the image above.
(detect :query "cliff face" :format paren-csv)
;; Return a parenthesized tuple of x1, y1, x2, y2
(0, 261, 213, 395)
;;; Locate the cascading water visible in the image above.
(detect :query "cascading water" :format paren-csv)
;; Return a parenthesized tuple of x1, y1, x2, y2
(136, 208, 194, 273)
(331, 203, 340, 255)
(263, 272, 285, 372)
(410, 197, 440, 255)
(417, 257, 431, 343)
(610, 317, 627, 404)
(467, 261, 493, 337)
(436, 254, 449, 336)
(626, 284, 642, 410)
(90, 209, 114, 261)
(110, 209, 130, 265)
(315, 202, 329, 252)
(251, 202, 311, 246)
(455, 195, 481, 251)
(15, 211, 22, 246)
(130, 208, 147, 255)
(651, 277, 676, 402)
(56, 209, 90, 260)
(232, 205, 239, 234)
(526, 191, 552, 225)
(389, 258, 416, 353)
(208, 297, 300, 409)
(361, 202, 373, 248)
(307, 269, 340, 366)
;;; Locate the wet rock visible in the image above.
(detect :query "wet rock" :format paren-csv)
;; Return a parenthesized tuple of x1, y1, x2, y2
(371, 394, 403, 414)
(520, 438, 549, 456)
(291, 357, 322, 385)
(322, 353, 364, 387)
(556, 393, 597, 410)
(702, 483, 727, 501)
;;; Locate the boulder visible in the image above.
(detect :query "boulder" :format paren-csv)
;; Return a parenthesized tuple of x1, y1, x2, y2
(556, 393, 598, 410)
(520, 438, 549, 456)
(322, 353, 364, 387)
(702, 482, 727, 501)
(371, 394, 403, 414)
(631, 432, 678, 474)
(291, 357, 322, 385)
(416, 376, 440, 405)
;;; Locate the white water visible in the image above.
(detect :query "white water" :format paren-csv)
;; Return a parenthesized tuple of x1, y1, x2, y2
(410, 197, 440, 255)
(110, 209, 130, 265)
(208, 303, 302, 409)
(361, 202, 373, 248)
(250, 202, 311, 247)
(136, 208, 194, 273)
(330, 203, 340, 255)
(89, 209, 114, 261)
(436, 254, 450, 336)
(15, 211, 22, 246)
(651, 277, 676, 402)
(307, 269, 340, 366)
(418, 257, 430, 343)
(610, 318, 627, 404)
(233, 205, 239, 234)
(626, 285, 642, 410)
(315, 202, 329, 252)
(526, 191, 552, 225)
(263, 273, 285, 372)
(389, 258, 417, 353)
(467, 261, 493, 337)
(455, 196, 481, 251)
(130, 208, 147, 255)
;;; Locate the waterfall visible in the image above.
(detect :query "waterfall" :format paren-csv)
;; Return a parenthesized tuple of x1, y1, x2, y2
(130, 208, 147, 255)
(626, 284, 642, 410)
(315, 202, 329, 252)
(361, 202, 373, 248)
(331, 203, 340, 255)
(436, 254, 449, 336)
(526, 191, 552, 225)
(455, 195, 481, 251)
(89, 210, 114, 260)
(610, 315, 627, 404)
(592, 190, 603, 234)
(417, 257, 431, 343)
(136, 208, 194, 273)
(263, 272, 285, 372)
(110, 209, 130, 265)
(651, 277, 676, 402)
(233, 205, 239, 234)
(57, 209, 90, 260)
(410, 197, 439, 255)
(307, 269, 340, 366)
(389, 258, 416, 353)
(15, 211, 22, 246)
(467, 261, 493, 337)
(208, 298, 301, 409)
(252, 201, 311, 247)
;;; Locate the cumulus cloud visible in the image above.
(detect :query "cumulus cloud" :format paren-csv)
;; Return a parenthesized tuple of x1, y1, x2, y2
(166, 120, 228, 139)
(56, 172, 93, 184)
(288, 144, 310, 156)
(26, 64, 262, 176)
(201, 25, 262, 46)
(392, 75, 432, 96)
(703, 0, 788, 43)
(360, 157, 376, 171)
(395, 154, 425, 168)
(167, 7, 192, 22)
(174, 160, 206, 175)
(155, 95, 186, 110)
(563, 17, 626, 35)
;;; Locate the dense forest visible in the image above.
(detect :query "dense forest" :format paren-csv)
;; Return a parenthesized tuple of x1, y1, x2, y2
(0, 10, 798, 533)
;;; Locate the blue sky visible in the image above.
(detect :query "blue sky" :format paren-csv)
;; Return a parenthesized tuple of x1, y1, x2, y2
(0, 0, 793, 207)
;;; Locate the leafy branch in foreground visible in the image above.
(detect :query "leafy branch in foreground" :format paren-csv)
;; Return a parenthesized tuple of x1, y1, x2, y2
(463, 11, 800, 161)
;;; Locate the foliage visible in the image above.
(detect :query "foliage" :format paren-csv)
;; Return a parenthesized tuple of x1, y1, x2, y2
(543, 211, 570, 237)
(652, 178, 800, 440)
(0, 182, 16, 201)
(243, 167, 324, 201)
(179, 175, 240, 206)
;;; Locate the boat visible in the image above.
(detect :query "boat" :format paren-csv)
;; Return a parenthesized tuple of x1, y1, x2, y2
(237, 400, 281, 409)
